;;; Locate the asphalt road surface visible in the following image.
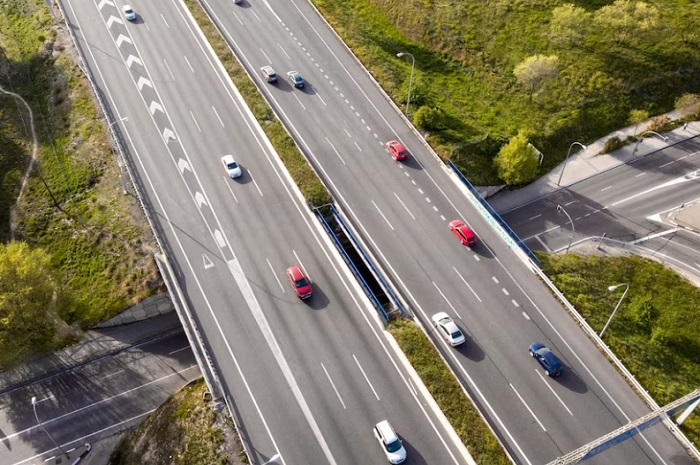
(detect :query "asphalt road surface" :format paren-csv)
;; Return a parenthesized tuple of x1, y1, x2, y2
(0, 331, 199, 465)
(56, 0, 469, 464)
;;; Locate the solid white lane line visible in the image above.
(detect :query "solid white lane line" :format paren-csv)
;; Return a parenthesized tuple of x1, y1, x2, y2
(528, 214, 542, 221)
(407, 378, 417, 397)
(353, 354, 380, 401)
(212, 106, 224, 127)
(325, 137, 345, 165)
(248, 171, 264, 196)
(267, 258, 285, 292)
(536, 371, 573, 416)
(601, 186, 612, 192)
(394, 192, 416, 220)
(189, 110, 201, 133)
(162, 58, 174, 80)
(316, 92, 327, 106)
(259, 48, 271, 64)
(321, 363, 346, 409)
(371, 200, 394, 230)
(223, 178, 238, 204)
(183, 55, 194, 73)
(292, 92, 306, 110)
(534, 235, 551, 252)
(277, 43, 290, 59)
(432, 281, 459, 315)
(160, 13, 169, 28)
(452, 267, 481, 302)
(168, 346, 190, 355)
(510, 384, 546, 431)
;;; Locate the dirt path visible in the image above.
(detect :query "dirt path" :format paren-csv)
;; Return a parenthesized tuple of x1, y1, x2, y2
(1, 83, 39, 240)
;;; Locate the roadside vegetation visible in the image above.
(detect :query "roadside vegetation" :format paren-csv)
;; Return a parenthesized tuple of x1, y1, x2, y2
(110, 378, 244, 465)
(0, 0, 159, 369)
(311, 0, 700, 185)
(389, 319, 510, 465)
(537, 253, 700, 446)
(184, 0, 331, 207)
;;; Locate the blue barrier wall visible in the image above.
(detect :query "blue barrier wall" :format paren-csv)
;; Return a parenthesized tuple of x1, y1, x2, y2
(447, 160, 540, 266)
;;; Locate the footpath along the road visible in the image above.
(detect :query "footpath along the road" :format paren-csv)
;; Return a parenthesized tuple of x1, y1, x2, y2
(487, 113, 700, 228)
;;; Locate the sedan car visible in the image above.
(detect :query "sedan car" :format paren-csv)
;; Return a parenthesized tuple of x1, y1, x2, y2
(449, 219, 476, 247)
(431, 312, 466, 346)
(529, 342, 563, 377)
(122, 5, 136, 21)
(221, 155, 242, 179)
(260, 65, 277, 83)
(385, 140, 408, 161)
(287, 71, 305, 88)
(286, 266, 312, 299)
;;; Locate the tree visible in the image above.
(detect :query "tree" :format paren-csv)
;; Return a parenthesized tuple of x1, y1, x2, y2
(549, 4, 591, 45)
(0, 241, 59, 368)
(493, 131, 538, 185)
(675, 93, 700, 119)
(594, 0, 660, 44)
(513, 55, 559, 102)
(413, 106, 448, 131)
(628, 109, 649, 136)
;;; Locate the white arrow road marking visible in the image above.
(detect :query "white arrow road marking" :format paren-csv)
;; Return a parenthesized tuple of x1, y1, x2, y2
(115, 34, 132, 47)
(177, 158, 191, 173)
(194, 192, 207, 208)
(137, 76, 153, 90)
(106, 16, 123, 28)
(161, 128, 176, 142)
(149, 101, 164, 115)
(98, 0, 115, 9)
(203, 254, 214, 269)
(126, 55, 142, 68)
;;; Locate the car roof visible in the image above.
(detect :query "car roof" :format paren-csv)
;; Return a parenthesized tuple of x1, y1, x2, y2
(287, 266, 303, 279)
(375, 420, 398, 441)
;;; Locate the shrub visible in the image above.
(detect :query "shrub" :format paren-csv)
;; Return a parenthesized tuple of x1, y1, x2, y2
(493, 131, 538, 185)
(647, 115, 672, 133)
(600, 136, 626, 154)
(413, 106, 447, 131)
(675, 93, 700, 120)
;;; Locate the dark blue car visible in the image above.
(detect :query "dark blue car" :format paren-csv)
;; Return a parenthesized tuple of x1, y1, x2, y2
(529, 342, 563, 377)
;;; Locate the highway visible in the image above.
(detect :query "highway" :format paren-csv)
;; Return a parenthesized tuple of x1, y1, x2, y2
(0, 331, 199, 465)
(500, 137, 700, 270)
(56, 0, 467, 464)
(194, 0, 699, 464)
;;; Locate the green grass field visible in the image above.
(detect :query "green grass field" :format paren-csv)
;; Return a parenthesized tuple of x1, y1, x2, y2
(538, 252, 700, 446)
(312, 0, 700, 184)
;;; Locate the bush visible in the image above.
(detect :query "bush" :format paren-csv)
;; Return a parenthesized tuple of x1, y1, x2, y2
(493, 131, 538, 185)
(675, 93, 700, 120)
(647, 115, 672, 133)
(413, 106, 447, 131)
(600, 136, 626, 154)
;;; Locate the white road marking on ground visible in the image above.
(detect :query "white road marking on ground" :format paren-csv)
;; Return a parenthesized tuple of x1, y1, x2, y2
(293, 250, 310, 281)
(452, 267, 481, 302)
(440, 214, 446, 221)
(372, 200, 394, 230)
(528, 214, 542, 221)
(601, 186, 612, 192)
(168, 346, 190, 355)
(635, 172, 647, 177)
(223, 178, 238, 204)
(502, 288, 509, 296)
(211, 106, 224, 127)
(354, 141, 362, 152)
(267, 258, 284, 292)
(189, 111, 201, 133)
(394, 192, 416, 220)
(248, 171, 263, 197)
(231, 9, 243, 25)
(344, 129, 351, 137)
(277, 43, 290, 59)
(492, 276, 499, 284)
(433, 281, 459, 315)
(536, 371, 573, 416)
(162, 58, 174, 80)
(259, 48, 271, 64)
(251, 10, 261, 22)
(512, 300, 520, 308)
(511, 383, 546, 431)
(292, 92, 306, 110)
(522, 312, 530, 320)
(325, 137, 345, 165)
(535, 235, 551, 252)
(564, 200, 576, 206)
(425, 197, 431, 203)
(321, 363, 346, 409)
(160, 13, 169, 27)
(353, 354, 380, 400)
(315, 92, 327, 106)
(183, 55, 194, 73)
(473, 255, 480, 261)
(524, 224, 560, 241)
(659, 160, 675, 168)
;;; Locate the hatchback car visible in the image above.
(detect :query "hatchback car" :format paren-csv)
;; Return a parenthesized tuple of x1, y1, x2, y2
(431, 312, 466, 346)
(287, 71, 304, 88)
(260, 66, 277, 83)
(449, 219, 476, 247)
(385, 140, 408, 161)
(529, 342, 563, 377)
(286, 266, 312, 299)
(221, 155, 242, 179)
(373, 420, 406, 464)
(123, 5, 136, 21)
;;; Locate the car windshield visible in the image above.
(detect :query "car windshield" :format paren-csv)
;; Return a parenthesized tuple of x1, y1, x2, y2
(451, 329, 463, 339)
(125, 7, 133, 12)
(386, 438, 402, 453)
(227, 161, 238, 169)
(294, 278, 308, 287)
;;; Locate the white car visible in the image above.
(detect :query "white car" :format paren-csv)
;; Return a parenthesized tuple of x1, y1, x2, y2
(373, 420, 406, 464)
(221, 155, 242, 179)
(122, 5, 136, 21)
(431, 312, 466, 346)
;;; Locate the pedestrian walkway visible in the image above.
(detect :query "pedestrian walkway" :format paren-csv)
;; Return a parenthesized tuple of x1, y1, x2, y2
(487, 113, 700, 213)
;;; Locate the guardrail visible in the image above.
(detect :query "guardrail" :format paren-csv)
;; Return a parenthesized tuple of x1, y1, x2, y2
(447, 160, 540, 266)
(330, 204, 406, 317)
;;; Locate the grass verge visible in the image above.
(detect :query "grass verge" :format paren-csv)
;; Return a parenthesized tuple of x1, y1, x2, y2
(183, 0, 331, 207)
(110, 378, 244, 465)
(537, 252, 700, 446)
(389, 319, 510, 464)
(0, 0, 159, 367)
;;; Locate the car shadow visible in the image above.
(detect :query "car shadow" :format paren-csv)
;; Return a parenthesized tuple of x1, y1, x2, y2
(400, 154, 423, 171)
(230, 166, 253, 185)
(555, 366, 589, 394)
(399, 438, 428, 465)
(303, 285, 330, 310)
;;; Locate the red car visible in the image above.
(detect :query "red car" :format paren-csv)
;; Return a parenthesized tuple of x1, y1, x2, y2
(386, 140, 408, 161)
(449, 219, 476, 247)
(286, 266, 312, 299)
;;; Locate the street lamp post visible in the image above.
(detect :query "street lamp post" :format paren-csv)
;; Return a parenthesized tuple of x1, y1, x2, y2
(634, 130, 669, 154)
(557, 141, 587, 186)
(31, 396, 69, 458)
(600, 283, 630, 338)
(396, 52, 415, 117)
(556, 204, 575, 253)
